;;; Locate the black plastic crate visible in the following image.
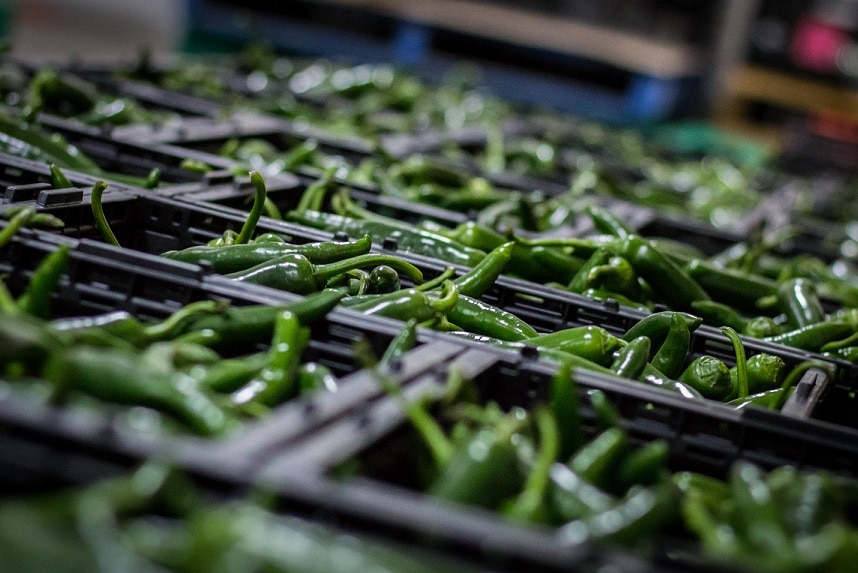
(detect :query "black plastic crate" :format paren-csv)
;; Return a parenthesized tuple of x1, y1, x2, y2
(110, 111, 380, 166)
(3, 154, 855, 431)
(245, 348, 858, 572)
(0, 228, 461, 491)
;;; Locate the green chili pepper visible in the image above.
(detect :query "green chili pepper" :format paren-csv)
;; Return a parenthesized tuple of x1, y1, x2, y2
(548, 462, 616, 522)
(0, 205, 36, 249)
(190, 352, 269, 393)
(225, 252, 423, 294)
(585, 255, 643, 301)
(235, 171, 268, 245)
(729, 461, 793, 554)
(568, 426, 628, 490)
(617, 439, 670, 490)
(298, 362, 338, 394)
(524, 325, 624, 366)
(16, 243, 70, 320)
(231, 310, 310, 408)
(743, 315, 781, 338)
(622, 310, 702, 352)
(550, 359, 584, 459)
(762, 320, 855, 353)
(452, 241, 514, 298)
(90, 180, 120, 247)
(366, 264, 401, 294)
(161, 234, 373, 273)
(179, 287, 346, 349)
(48, 162, 73, 189)
(42, 346, 234, 436)
(690, 299, 747, 331)
(567, 248, 612, 294)
(584, 203, 632, 238)
(726, 353, 786, 399)
(502, 406, 560, 523)
(610, 335, 650, 380)
(678, 355, 732, 400)
(441, 293, 537, 341)
(560, 482, 680, 546)
(295, 164, 338, 212)
(609, 235, 710, 311)
(379, 317, 418, 370)
(357, 282, 457, 324)
(777, 277, 826, 330)
(428, 416, 525, 509)
(650, 312, 691, 379)
(0, 312, 65, 374)
(684, 258, 778, 312)
(0, 110, 101, 172)
(51, 299, 227, 349)
(285, 208, 487, 267)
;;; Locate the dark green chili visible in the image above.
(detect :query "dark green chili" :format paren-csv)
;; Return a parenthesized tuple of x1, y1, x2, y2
(610, 335, 650, 380)
(90, 180, 120, 247)
(650, 312, 691, 379)
(161, 234, 374, 273)
(17, 243, 70, 320)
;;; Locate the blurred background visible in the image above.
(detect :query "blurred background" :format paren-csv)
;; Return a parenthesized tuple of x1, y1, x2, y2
(6, 0, 858, 171)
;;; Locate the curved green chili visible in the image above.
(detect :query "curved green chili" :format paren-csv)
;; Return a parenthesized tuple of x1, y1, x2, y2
(90, 180, 120, 247)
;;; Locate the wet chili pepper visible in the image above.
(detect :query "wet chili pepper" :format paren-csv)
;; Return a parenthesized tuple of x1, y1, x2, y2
(616, 439, 669, 490)
(298, 362, 338, 394)
(762, 319, 855, 353)
(622, 310, 702, 353)
(524, 325, 625, 366)
(678, 355, 732, 400)
(0, 205, 36, 249)
(690, 299, 747, 331)
(285, 208, 487, 267)
(366, 264, 401, 294)
(610, 335, 651, 380)
(161, 234, 373, 273)
(179, 287, 346, 349)
(609, 235, 710, 311)
(777, 277, 826, 330)
(16, 243, 70, 320)
(585, 255, 643, 301)
(650, 312, 691, 379)
(743, 315, 781, 338)
(502, 406, 559, 523)
(684, 258, 778, 312)
(548, 461, 616, 523)
(231, 309, 310, 408)
(225, 252, 423, 294)
(566, 248, 611, 294)
(42, 345, 234, 436)
(51, 299, 227, 349)
(558, 482, 680, 547)
(452, 240, 514, 298)
(379, 317, 418, 371)
(584, 203, 632, 238)
(568, 426, 628, 490)
(727, 353, 786, 398)
(205, 171, 268, 248)
(190, 352, 268, 393)
(356, 281, 458, 324)
(437, 293, 537, 341)
(550, 359, 584, 459)
(90, 180, 120, 247)
(0, 110, 101, 172)
(0, 312, 65, 374)
(428, 415, 525, 509)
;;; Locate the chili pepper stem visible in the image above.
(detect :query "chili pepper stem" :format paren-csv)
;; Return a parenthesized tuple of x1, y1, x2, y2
(90, 180, 120, 247)
(722, 327, 749, 400)
(235, 171, 267, 245)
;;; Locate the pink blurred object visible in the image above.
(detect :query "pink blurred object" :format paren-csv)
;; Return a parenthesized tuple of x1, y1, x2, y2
(790, 14, 850, 72)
